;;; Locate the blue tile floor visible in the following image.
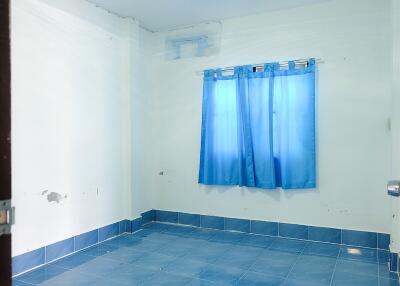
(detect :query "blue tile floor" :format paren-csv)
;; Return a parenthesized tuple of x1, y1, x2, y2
(13, 222, 400, 286)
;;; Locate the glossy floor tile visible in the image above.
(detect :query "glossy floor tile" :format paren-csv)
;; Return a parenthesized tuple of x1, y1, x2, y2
(13, 222, 400, 286)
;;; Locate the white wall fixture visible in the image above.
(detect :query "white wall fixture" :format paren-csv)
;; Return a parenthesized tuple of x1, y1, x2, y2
(165, 22, 222, 60)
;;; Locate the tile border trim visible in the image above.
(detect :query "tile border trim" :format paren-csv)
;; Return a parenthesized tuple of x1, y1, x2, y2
(12, 209, 393, 277)
(390, 252, 399, 272)
(150, 209, 389, 250)
(12, 218, 142, 277)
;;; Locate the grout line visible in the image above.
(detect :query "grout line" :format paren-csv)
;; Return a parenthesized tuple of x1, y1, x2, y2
(340, 229, 343, 245)
(277, 222, 280, 236)
(282, 239, 307, 283)
(378, 262, 381, 286)
(235, 239, 275, 283)
(328, 245, 341, 286)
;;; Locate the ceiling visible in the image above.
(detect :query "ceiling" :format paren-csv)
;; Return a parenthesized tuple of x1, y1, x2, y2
(87, 0, 330, 32)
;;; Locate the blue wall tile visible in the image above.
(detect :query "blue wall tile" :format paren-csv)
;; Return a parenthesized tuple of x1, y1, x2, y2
(178, 213, 200, 227)
(118, 220, 125, 234)
(45, 237, 74, 263)
(126, 219, 133, 233)
(98, 222, 119, 242)
(141, 210, 156, 224)
(75, 230, 98, 251)
(308, 226, 341, 244)
(126, 220, 133, 233)
(225, 218, 250, 233)
(12, 248, 45, 276)
(14, 209, 390, 278)
(119, 220, 131, 234)
(342, 229, 377, 248)
(251, 220, 278, 236)
(132, 217, 142, 232)
(279, 223, 308, 240)
(378, 250, 390, 265)
(200, 215, 224, 230)
(378, 233, 390, 250)
(156, 210, 178, 223)
(390, 252, 398, 272)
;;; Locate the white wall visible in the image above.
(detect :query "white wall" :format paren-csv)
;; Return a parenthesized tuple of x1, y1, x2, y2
(11, 0, 143, 256)
(11, 0, 394, 258)
(149, 0, 393, 233)
(390, 0, 400, 253)
(130, 28, 159, 217)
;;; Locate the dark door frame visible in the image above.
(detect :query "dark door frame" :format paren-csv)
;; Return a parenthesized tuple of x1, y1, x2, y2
(0, 0, 11, 285)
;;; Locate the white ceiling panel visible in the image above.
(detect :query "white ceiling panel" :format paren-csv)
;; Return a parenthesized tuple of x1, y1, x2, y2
(87, 0, 331, 31)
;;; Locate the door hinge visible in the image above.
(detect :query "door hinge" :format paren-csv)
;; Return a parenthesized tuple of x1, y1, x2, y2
(0, 199, 14, 236)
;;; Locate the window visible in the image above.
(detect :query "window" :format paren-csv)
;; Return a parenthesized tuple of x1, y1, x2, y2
(199, 60, 316, 189)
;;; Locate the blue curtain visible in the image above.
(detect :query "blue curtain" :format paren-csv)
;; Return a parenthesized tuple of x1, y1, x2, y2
(198, 59, 316, 189)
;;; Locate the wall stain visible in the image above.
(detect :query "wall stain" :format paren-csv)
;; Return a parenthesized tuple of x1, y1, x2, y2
(46, 192, 67, 204)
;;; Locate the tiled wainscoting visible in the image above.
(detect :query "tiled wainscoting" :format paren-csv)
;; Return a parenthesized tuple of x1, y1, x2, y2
(12, 219, 141, 276)
(12, 222, 399, 286)
(13, 209, 395, 278)
(390, 252, 399, 272)
(150, 210, 390, 250)
(150, 210, 398, 272)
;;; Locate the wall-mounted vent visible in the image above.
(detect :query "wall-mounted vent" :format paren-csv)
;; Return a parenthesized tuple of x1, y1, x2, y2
(165, 22, 221, 60)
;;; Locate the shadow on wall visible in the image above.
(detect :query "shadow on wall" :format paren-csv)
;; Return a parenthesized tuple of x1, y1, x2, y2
(200, 184, 319, 202)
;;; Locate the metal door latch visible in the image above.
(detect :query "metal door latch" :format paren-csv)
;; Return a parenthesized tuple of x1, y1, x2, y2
(0, 199, 14, 236)
(388, 180, 400, 197)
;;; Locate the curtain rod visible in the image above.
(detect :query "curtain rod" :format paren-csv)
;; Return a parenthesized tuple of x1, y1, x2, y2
(196, 58, 323, 76)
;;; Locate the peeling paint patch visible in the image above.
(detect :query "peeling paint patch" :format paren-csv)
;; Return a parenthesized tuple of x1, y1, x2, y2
(46, 192, 67, 204)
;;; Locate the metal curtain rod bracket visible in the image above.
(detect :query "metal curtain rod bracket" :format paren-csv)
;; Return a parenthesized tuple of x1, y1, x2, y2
(196, 58, 323, 76)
